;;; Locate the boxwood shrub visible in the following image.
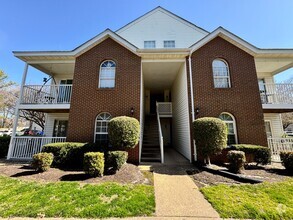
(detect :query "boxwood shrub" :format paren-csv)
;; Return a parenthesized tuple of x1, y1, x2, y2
(229, 144, 271, 165)
(108, 116, 140, 149)
(31, 152, 54, 172)
(0, 135, 10, 158)
(193, 117, 227, 164)
(106, 151, 128, 172)
(42, 142, 103, 169)
(227, 150, 246, 173)
(84, 152, 104, 177)
(280, 151, 293, 173)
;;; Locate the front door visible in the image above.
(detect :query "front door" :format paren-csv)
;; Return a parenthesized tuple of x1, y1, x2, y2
(150, 93, 164, 114)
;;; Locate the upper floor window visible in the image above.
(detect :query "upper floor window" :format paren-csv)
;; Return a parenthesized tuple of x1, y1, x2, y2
(164, 40, 175, 48)
(144, 41, 156, 48)
(99, 60, 116, 88)
(212, 59, 231, 88)
(219, 113, 237, 145)
(94, 112, 112, 146)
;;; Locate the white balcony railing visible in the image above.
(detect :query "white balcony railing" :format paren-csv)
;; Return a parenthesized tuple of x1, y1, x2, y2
(259, 83, 293, 105)
(8, 137, 66, 160)
(21, 85, 73, 104)
(268, 137, 293, 162)
(157, 102, 172, 117)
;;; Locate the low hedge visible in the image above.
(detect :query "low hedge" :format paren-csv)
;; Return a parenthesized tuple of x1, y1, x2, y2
(280, 151, 293, 173)
(84, 152, 104, 177)
(227, 150, 246, 173)
(106, 151, 128, 172)
(31, 152, 54, 172)
(229, 144, 271, 165)
(0, 136, 10, 158)
(42, 142, 104, 169)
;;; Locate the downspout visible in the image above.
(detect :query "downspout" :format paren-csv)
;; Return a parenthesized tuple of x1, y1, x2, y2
(188, 52, 196, 161)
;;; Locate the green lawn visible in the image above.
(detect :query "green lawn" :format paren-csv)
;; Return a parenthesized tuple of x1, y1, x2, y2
(201, 179, 293, 220)
(0, 175, 155, 218)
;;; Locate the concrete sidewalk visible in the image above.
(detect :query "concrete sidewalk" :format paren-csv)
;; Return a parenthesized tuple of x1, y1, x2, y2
(153, 166, 220, 219)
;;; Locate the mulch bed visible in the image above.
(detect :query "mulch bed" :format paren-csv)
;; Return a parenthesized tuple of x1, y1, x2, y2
(0, 162, 152, 185)
(188, 163, 292, 188)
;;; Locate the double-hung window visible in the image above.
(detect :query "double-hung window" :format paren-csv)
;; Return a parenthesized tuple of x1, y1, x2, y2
(144, 41, 156, 48)
(212, 59, 231, 88)
(99, 60, 116, 88)
(164, 40, 175, 48)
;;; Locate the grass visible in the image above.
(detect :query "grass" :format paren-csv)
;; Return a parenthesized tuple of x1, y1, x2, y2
(0, 175, 155, 218)
(201, 179, 293, 220)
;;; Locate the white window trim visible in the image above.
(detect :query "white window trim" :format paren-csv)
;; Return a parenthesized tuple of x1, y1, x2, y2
(265, 120, 274, 138)
(163, 40, 175, 48)
(144, 40, 156, 49)
(94, 112, 112, 143)
(98, 60, 116, 88)
(219, 112, 238, 144)
(213, 59, 231, 88)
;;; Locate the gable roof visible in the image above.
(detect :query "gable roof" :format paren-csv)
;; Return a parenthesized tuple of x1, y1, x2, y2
(116, 6, 209, 35)
(189, 27, 293, 57)
(13, 29, 139, 61)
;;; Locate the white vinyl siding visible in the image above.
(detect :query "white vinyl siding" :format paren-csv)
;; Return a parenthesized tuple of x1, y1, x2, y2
(44, 113, 69, 137)
(263, 113, 284, 138)
(117, 9, 207, 48)
(171, 62, 191, 160)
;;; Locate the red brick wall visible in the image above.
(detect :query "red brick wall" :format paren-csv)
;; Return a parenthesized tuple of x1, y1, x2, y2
(67, 38, 141, 163)
(189, 37, 267, 161)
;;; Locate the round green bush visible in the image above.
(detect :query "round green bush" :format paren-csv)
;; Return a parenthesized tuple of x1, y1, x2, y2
(227, 150, 246, 173)
(193, 117, 227, 163)
(31, 152, 54, 172)
(108, 116, 140, 149)
(83, 152, 104, 177)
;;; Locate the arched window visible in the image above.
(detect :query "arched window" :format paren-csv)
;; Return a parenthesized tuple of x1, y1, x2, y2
(94, 112, 112, 145)
(99, 60, 116, 88)
(212, 59, 231, 88)
(219, 113, 237, 145)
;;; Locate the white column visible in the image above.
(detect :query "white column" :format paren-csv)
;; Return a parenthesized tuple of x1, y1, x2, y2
(7, 63, 29, 159)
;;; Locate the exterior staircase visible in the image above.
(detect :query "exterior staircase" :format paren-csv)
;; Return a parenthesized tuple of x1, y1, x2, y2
(141, 115, 161, 162)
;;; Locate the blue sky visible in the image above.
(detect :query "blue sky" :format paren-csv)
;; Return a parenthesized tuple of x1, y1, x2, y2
(1, 0, 292, 85)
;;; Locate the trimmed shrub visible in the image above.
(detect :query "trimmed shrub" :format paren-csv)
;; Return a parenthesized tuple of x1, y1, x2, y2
(84, 152, 104, 177)
(31, 152, 54, 172)
(0, 136, 10, 158)
(227, 150, 246, 173)
(108, 116, 140, 149)
(229, 144, 271, 165)
(106, 151, 128, 171)
(193, 117, 227, 164)
(42, 142, 101, 169)
(280, 151, 293, 173)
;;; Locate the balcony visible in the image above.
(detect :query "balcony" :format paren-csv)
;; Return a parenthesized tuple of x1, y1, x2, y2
(19, 85, 72, 110)
(156, 102, 172, 117)
(259, 83, 293, 111)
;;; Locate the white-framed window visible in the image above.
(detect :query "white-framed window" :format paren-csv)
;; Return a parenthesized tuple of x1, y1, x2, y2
(164, 40, 175, 48)
(219, 112, 237, 145)
(144, 41, 156, 48)
(99, 60, 116, 88)
(212, 59, 231, 88)
(265, 120, 273, 138)
(94, 112, 112, 145)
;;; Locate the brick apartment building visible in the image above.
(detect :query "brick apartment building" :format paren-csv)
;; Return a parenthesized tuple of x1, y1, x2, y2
(8, 7, 293, 163)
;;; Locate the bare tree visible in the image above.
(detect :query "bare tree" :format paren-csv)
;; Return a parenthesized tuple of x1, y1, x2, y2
(282, 112, 293, 130)
(19, 110, 45, 130)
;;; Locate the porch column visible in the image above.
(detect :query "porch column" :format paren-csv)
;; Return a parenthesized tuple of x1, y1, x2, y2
(7, 63, 29, 159)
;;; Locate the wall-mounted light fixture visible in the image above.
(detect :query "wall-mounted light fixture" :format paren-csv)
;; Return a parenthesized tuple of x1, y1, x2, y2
(130, 107, 134, 116)
(195, 107, 200, 115)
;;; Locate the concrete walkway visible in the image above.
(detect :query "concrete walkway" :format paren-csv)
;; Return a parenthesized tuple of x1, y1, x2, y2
(153, 165, 220, 219)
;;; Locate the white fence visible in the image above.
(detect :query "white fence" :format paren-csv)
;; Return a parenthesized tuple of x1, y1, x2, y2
(8, 137, 66, 160)
(157, 102, 172, 117)
(259, 83, 293, 104)
(268, 137, 293, 162)
(22, 85, 73, 104)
